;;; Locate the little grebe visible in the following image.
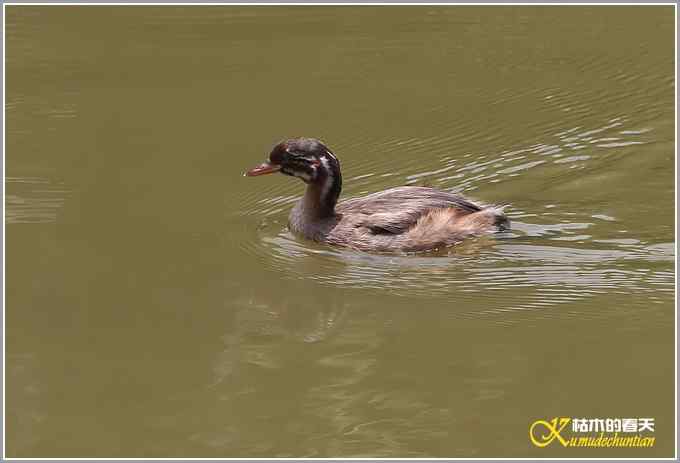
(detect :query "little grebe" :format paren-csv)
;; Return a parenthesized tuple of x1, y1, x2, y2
(245, 138, 509, 252)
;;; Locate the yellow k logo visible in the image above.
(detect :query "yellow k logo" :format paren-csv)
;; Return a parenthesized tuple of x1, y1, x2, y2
(529, 417, 571, 447)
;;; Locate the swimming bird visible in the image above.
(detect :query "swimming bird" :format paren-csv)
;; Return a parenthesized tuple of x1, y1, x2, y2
(245, 138, 509, 252)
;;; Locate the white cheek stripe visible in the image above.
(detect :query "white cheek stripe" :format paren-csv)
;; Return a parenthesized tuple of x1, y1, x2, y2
(319, 157, 334, 200)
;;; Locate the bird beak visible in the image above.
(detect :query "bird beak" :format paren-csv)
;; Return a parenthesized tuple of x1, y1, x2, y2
(244, 162, 281, 177)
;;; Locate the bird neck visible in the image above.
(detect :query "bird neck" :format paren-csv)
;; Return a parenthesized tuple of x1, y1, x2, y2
(301, 165, 342, 218)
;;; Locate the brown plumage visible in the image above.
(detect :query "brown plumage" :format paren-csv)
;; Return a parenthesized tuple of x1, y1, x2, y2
(246, 138, 509, 252)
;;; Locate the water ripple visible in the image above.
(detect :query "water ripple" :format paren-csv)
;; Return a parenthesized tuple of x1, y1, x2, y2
(6, 177, 69, 224)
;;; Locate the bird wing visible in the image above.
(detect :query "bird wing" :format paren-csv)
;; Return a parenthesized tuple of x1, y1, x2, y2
(357, 211, 423, 235)
(337, 186, 483, 236)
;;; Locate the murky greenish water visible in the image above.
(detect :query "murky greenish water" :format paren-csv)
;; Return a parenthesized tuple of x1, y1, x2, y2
(5, 5, 675, 458)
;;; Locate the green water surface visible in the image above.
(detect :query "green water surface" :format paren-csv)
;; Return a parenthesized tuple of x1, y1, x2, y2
(5, 5, 675, 458)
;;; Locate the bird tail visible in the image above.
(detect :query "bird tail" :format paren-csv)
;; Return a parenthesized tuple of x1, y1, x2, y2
(459, 204, 510, 233)
(487, 204, 511, 231)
